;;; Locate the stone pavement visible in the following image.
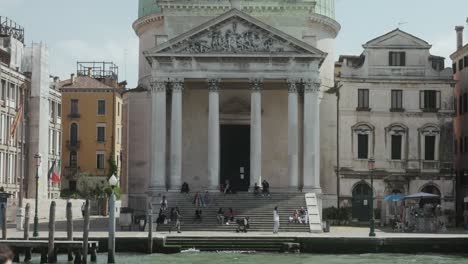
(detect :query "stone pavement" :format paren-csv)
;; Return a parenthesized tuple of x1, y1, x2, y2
(4, 217, 468, 239)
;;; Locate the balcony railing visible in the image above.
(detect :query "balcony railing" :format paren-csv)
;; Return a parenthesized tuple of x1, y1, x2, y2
(68, 112, 81, 118)
(422, 160, 440, 170)
(66, 140, 80, 150)
(64, 167, 80, 178)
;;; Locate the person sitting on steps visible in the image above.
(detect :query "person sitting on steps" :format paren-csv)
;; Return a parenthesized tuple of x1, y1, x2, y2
(193, 208, 202, 224)
(181, 182, 190, 194)
(224, 180, 233, 194)
(160, 195, 168, 211)
(253, 182, 261, 196)
(225, 208, 235, 224)
(262, 179, 270, 197)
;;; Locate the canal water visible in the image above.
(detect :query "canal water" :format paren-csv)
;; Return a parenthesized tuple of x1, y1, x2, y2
(21, 252, 468, 264)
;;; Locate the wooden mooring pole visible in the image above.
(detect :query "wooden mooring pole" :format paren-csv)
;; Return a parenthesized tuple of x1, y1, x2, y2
(83, 199, 90, 264)
(147, 209, 153, 254)
(1, 203, 6, 240)
(48, 201, 56, 263)
(24, 203, 32, 262)
(67, 200, 74, 261)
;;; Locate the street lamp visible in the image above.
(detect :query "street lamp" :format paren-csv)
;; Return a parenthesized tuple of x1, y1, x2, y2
(367, 158, 376, 237)
(33, 153, 41, 237)
(108, 174, 117, 263)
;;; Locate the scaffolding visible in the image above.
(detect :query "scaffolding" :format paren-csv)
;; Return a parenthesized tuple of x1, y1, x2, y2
(77, 61, 119, 81)
(0, 17, 24, 43)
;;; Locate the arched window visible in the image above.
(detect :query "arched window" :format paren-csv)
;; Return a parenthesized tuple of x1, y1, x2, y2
(352, 123, 374, 160)
(70, 123, 78, 145)
(421, 184, 441, 196)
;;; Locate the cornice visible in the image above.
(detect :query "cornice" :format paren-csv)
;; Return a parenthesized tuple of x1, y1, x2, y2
(309, 13, 341, 38)
(132, 13, 165, 36)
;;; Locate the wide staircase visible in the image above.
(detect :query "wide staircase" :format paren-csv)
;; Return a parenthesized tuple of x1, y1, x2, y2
(152, 192, 310, 232)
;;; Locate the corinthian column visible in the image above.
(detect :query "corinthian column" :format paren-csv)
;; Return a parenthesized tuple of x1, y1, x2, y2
(303, 78, 321, 193)
(287, 79, 299, 191)
(150, 79, 167, 193)
(170, 79, 184, 190)
(208, 79, 220, 190)
(250, 79, 263, 189)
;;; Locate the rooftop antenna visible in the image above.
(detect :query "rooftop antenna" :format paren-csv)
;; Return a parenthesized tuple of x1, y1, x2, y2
(398, 21, 408, 28)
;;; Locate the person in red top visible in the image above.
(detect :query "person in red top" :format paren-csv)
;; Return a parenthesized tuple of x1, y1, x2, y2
(225, 208, 234, 223)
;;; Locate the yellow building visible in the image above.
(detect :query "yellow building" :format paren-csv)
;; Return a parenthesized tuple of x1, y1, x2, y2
(60, 63, 124, 192)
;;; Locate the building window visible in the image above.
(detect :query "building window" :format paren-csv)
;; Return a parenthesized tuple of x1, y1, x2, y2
(57, 103, 62, 118)
(0, 80, 5, 101)
(389, 51, 406, 66)
(459, 59, 464, 71)
(70, 123, 78, 144)
(391, 90, 403, 111)
(69, 151, 77, 168)
(459, 96, 463, 116)
(71, 99, 79, 114)
(453, 63, 457, 74)
(117, 102, 121, 117)
(391, 135, 402, 160)
(420, 90, 440, 112)
(464, 94, 468, 113)
(96, 153, 105, 169)
(424, 135, 436, 161)
(97, 125, 106, 143)
(357, 89, 369, 110)
(97, 100, 106, 115)
(357, 134, 369, 159)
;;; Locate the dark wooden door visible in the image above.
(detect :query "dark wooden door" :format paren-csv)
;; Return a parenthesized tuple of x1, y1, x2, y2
(220, 125, 250, 192)
(352, 183, 372, 221)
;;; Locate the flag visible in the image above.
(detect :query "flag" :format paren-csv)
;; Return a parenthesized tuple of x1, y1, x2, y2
(48, 160, 61, 184)
(51, 160, 61, 184)
(9, 104, 23, 139)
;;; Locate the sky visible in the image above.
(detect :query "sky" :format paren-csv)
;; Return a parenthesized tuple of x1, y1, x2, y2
(1, 0, 468, 88)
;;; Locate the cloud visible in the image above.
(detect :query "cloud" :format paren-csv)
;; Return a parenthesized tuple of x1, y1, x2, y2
(49, 37, 139, 87)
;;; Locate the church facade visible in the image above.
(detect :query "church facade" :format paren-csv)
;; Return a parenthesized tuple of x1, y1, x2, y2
(124, 0, 340, 209)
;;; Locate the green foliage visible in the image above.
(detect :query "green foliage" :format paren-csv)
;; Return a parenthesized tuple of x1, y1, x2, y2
(60, 189, 81, 199)
(374, 208, 381, 220)
(104, 185, 121, 200)
(108, 152, 118, 178)
(323, 207, 351, 221)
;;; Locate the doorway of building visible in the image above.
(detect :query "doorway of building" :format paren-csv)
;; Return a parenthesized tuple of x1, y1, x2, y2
(220, 125, 250, 192)
(352, 182, 373, 221)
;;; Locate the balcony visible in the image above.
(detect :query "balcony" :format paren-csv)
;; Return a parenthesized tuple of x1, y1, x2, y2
(64, 167, 80, 178)
(66, 140, 80, 151)
(422, 161, 440, 171)
(68, 112, 81, 118)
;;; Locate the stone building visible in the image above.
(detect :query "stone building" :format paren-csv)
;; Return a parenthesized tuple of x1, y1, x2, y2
(60, 62, 124, 193)
(336, 29, 455, 223)
(126, 0, 341, 210)
(451, 24, 468, 225)
(47, 76, 62, 199)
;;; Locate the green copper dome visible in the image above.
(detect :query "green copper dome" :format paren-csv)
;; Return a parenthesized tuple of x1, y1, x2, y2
(138, 0, 161, 18)
(138, 0, 335, 20)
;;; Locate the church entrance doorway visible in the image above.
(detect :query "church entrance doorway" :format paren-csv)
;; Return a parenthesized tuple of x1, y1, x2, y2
(220, 125, 250, 192)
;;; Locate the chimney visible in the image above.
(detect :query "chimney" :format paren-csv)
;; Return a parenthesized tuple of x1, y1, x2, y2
(456, 26, 464, 50)
(70, 73, 75, 84)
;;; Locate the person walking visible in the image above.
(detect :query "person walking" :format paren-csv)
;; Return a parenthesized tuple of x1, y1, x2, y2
(273, 206, 280, 234)
(81, 202, 85, 217)
(174, 207, 181, 233)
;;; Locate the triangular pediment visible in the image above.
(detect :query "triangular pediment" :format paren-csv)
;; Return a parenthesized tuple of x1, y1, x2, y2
(144, 9, 326, 59)
(363, 29, 432, 49)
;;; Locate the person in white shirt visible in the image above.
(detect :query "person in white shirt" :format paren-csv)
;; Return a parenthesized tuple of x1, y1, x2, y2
(273, 206, 280, 234)
(160, 195, 168, 211)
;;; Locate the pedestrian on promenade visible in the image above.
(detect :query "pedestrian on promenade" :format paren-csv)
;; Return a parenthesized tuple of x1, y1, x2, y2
(273, 206, 280, 234)
(171, 207, 181, 233)
(0, 244, 13, 264)
(81, 202, 85, 217)
(160, 195, 168, 211)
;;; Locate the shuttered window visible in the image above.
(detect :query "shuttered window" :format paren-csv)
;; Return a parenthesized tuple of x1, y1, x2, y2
(358, 89, 369, 109)
(357, 134, 369, 159)
(420, 90, 441, 111)
(424, 136, 436, 161)
(391, 135, 402, 160)
(389, 52, 406, 66)
(391, 90, 403, 110)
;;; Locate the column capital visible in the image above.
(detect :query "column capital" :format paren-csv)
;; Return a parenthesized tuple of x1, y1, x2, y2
(150, 79, 167, 93)
(287, 79, 300, 93)
(249, 78, 263, 92)
(207, 78, 221, 92)
(303, 79, 321, 93)
(171, 79, 184, 92)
